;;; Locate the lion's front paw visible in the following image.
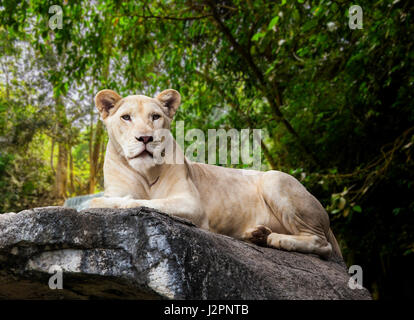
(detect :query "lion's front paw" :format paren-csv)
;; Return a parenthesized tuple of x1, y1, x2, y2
(89, 197, 110, 208)
(89, 196, 125, 208)
(120, 199, 146, 209)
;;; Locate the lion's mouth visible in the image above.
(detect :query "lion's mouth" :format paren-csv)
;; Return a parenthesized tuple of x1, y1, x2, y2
(128, 149, 153, 160)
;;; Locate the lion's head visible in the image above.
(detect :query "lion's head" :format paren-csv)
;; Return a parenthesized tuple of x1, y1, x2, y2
(95, 89, 181, 170)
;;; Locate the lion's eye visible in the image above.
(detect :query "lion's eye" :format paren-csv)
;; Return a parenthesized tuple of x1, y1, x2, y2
(152, 114, 161, 121)
(121, 115, 131, 121)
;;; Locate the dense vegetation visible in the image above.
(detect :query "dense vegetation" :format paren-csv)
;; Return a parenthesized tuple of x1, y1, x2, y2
(0, 0, 413, 299)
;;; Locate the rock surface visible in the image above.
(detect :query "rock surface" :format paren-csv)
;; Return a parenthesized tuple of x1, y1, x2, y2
(0, 207, 371, 299)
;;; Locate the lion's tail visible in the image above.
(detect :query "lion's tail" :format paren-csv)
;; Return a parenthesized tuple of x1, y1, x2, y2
(326, 228, 342, 258)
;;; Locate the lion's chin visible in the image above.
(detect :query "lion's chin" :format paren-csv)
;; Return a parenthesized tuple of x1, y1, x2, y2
(127, 150, 158, 169)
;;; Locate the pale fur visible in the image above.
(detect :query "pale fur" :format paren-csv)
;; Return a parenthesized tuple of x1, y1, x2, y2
(90, 89, 342, 258)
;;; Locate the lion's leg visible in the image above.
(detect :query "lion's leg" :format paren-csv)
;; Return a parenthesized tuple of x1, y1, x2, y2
(121, 197, 208, 229)
(242, 226, 331, 258)
(90, 196, 208, 229)
(242, 225, 272, 246)
(267, 232, 332, 258)
(89, 196, 130, 209)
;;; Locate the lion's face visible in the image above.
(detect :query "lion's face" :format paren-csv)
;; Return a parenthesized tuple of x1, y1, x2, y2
(95, 89, 181, 169)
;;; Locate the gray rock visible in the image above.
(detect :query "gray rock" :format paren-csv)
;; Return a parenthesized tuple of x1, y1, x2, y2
(0, 206, 371, 300)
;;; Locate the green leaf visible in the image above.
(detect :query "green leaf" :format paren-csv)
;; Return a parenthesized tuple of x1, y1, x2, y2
(331, 209, 341, 215)
(252, 31, 266, 42)
(268, 16, 280, 30)
(338, 197, 346, 210)
(352, 205, 362, 213)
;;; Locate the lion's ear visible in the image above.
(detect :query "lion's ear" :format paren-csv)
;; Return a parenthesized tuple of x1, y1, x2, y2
(95, 89, 122, 119)
(156, 89, 181, 118)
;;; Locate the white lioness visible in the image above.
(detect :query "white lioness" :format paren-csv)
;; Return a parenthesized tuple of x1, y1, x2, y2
(90, 89, 342, 258)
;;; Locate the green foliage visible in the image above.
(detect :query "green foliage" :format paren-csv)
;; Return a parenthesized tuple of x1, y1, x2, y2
(0, 0, 413, 299)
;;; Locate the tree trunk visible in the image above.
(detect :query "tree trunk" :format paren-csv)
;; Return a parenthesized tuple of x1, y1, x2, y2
(53, 94, 68, 200)
(50, 138, 56, 176)
(88, 9, 115, 194)
(55, 142, 68, 199)
(69, 145, 75, 195)
(89, 120, 104, 194)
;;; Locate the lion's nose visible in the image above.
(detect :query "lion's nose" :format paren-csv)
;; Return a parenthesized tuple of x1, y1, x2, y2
(136, 135, 153, 144)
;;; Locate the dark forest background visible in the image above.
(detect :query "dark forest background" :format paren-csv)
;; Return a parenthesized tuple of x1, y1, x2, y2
(0, 0, 413, 299)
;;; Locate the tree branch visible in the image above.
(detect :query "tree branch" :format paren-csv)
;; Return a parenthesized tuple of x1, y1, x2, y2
(194, 69, 278, 169)
(204, 0, 320, 167)
(114, 13, 212, 21)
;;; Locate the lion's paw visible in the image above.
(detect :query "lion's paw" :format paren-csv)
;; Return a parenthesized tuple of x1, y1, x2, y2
(89, 197, 124, 208)
(120, 199, 146, 209)
(244, 225, 272, 246)
(89, 197, 110, 208)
